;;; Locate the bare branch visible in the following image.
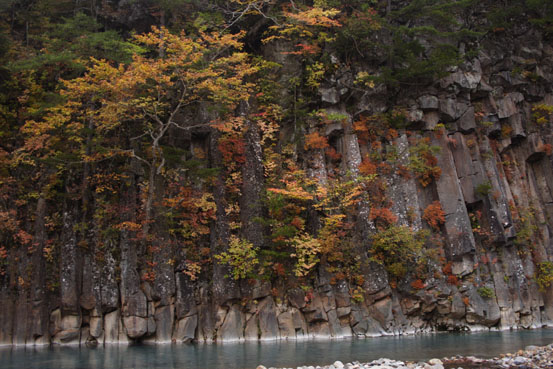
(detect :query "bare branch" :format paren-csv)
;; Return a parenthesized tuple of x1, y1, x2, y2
(148, 127, 156, 141)
(169, 121, 216, 132)
(152, 103, 164, 127)
(225, 2, 253, 30)
(143, 110, 165, 128)
(156, 156, 166, 175)
(130, 151, 151, 167)
(130, 132, 149, 141)
(111, 149, 151, 168)
(251, 3, 280, 25)
(224, 1, 280, 30)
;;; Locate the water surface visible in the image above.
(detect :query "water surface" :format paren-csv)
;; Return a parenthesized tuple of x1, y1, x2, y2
(2, 329, 553, 369)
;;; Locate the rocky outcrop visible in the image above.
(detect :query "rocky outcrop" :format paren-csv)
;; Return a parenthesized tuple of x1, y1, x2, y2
(1, 4, 553, 347)
(261, 344, 553, 369)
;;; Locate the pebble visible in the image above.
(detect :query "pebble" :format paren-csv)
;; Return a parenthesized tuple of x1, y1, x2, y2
(513, 356, 527, 364)
(261, 342, 553, 369)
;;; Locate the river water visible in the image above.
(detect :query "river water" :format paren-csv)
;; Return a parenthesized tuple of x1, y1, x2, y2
(1, 329, 553, 369)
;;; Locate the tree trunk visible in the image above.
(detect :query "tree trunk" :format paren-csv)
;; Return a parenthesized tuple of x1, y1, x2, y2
(143, 150, 157, 239)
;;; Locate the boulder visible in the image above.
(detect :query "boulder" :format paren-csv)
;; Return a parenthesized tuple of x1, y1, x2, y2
(123, 316, 148, 339)
(104, 309, 120, 343)
(89, 316, 103, 338)
(57, 328, 80, 344)
(288, 288, 306, 309)
(277, 311, 295, 339)
(327, 309, 349, 337)
(496, 93, 523, 119)
(457, 106, 476, 132)
(440, 61, 482, 91)
(422, 111, 441, 130)
(303, 294, 328, 323)
(173, 315, 198, 343)
(251, 280, 272, 300)
(439, 98, 470, 121)
(465, 288, 501, 326)
(417, 95, 439, 111)
(218, 304, 243, 342)
(350, 307, 384, 336)
(372, 297, 393, 324)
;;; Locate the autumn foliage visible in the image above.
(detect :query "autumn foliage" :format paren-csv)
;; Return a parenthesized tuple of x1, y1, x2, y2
(423, 201, 446, 231)
(411, 279, 426, 290)
(3, 0, 550, 315)
(359, 158, 377, 176)
(370, 207, 398, 228)
(304, 132, 329, 150)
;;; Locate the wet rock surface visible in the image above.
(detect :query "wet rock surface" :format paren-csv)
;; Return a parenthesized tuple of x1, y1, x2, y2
(442, 344, 553, 369)
(258, 343, 553, 369)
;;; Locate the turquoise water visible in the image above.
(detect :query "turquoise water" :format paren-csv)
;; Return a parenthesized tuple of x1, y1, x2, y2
(1, 329, 553, 369)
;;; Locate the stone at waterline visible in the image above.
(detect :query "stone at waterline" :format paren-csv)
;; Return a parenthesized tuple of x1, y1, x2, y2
(104, 309, 120, 343)
(173, 315, 198, 343)
(89, 316, 103, 338)
(155, 304, 174, 343)
(218, 304, 243, 342)
(123, 316, 148, 339)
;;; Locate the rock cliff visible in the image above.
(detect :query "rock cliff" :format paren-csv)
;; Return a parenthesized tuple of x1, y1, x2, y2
(1, 0, 553, 346)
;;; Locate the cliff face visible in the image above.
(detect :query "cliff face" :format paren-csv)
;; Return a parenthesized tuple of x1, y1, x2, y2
(1, 3, 553, 346)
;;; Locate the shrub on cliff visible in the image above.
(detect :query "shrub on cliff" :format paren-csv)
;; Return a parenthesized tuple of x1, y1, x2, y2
(216, 236, 259, 280)
(535, 261, 553, 292)
(369, 225, 428, 279)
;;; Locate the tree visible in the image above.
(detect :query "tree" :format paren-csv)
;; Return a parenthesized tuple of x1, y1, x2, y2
(112, 27, 257, 235)
(19, 26, 258, 240)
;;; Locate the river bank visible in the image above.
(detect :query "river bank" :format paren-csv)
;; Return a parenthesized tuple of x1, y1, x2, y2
(258, 343, 553, 369)
(2, 329, 553, 369)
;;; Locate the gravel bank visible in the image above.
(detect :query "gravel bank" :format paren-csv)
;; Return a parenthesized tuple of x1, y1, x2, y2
(256, 343, 553, 369)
